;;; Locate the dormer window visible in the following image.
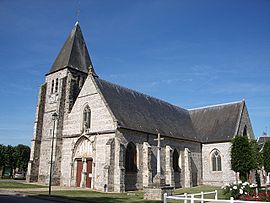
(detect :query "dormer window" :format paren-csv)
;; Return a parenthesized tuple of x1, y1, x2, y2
(83, 106, 91, 131)
(51, 80, 54, 94)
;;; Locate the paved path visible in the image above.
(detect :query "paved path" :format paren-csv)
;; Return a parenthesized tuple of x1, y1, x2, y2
(0, 194, 93, 203)
(0, 195, 60, 203)
(0, 185, 94, 203)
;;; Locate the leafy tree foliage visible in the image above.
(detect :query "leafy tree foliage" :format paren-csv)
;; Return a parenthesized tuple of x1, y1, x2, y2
(4, 145, 16, 170)
(263, 141, 270, 172)
(250, 140, 263, 170)
(14, 145, 30, 172)
(250, 140, 263, 187)
(0, 144, 30, 174)
(231, 136, 253, 181)
(0, 144, 5, 167)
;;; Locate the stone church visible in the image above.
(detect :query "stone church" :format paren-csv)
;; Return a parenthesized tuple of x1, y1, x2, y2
(27, 22, 254, 192)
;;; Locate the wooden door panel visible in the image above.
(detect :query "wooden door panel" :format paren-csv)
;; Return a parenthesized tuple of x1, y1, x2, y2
(86, 159, 92, 188)
(76, 159, 83, 187)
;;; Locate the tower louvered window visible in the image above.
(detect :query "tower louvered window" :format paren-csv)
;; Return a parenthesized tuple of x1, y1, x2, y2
(51, 80, 54, 94)
(55, 78, 59, 93)
(77, 75, 80, 86)
(211, 150, 222, 171)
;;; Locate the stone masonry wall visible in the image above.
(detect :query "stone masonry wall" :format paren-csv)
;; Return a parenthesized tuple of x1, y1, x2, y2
(237, 105, 254, 139)
(63, 75, 116, 136)
(59, 74, 117, 190)
(117, 129, 202, 190)
(38, 69, 68, 185)
(60, 133, 115, 190)
(27, 83, 46, 182)
(202, 142, 236, 186)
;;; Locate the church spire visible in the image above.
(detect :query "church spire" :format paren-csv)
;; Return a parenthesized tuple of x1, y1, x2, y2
(47, 22, 97, 76)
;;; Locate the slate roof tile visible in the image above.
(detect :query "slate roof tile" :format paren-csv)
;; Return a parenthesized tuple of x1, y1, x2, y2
(47, 22, 96, 76)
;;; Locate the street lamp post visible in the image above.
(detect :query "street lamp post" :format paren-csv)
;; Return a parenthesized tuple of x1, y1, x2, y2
(49, 112, 58, 196)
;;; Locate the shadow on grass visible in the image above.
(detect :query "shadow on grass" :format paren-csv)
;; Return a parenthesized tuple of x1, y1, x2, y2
(26, 185, 223, 203)
(31, 194, 161, 203)
(0, 181, 47, 189)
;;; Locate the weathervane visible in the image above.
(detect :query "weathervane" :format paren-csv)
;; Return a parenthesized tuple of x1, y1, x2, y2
(76, 0, 80, 23)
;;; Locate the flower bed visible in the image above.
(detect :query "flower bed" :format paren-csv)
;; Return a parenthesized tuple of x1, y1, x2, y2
(239, 191, 270, 201)
(222, 181, 254, 199)
(223, 181, 270, 201)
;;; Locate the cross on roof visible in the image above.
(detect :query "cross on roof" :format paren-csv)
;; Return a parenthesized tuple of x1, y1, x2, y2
(154, 132, 164, 148)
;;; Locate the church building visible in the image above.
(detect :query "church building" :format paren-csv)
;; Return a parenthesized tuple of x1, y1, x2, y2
(27, 22, 254, 192)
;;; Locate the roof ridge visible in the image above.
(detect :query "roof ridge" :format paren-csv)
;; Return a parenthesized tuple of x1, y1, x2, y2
(188, 100, 244, 111)
(66, 23, 78, 68)
(96, 78, 188, 113)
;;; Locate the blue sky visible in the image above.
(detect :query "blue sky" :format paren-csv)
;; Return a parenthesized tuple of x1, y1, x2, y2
(0, 0, 269, 146)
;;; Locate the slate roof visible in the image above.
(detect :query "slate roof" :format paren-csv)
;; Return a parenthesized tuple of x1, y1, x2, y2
(188, 101, 244, 143)
(257, 135, 270, 145)
(47, 22, 96, 76)
(95, 78, 198, 141)
(257, 133, 270, 150)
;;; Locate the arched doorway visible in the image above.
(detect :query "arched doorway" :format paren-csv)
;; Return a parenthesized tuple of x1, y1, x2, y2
(73, 136, 93, 188)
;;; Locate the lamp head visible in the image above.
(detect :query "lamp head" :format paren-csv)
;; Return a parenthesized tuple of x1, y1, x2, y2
(52, 112, 58, 121)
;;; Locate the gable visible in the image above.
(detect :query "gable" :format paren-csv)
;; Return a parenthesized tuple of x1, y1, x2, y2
(189, 101, 244, 143)
(63, 76, 116, 136)
(236, 105, 255, 139)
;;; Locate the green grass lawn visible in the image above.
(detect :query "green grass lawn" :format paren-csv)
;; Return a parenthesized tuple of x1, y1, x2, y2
(26, 185, 224, 203)
(174, 185, 225, 199)
(0, 181, 47, 189)
(0, 181, 225, 203)
(29, 190, 160, 203)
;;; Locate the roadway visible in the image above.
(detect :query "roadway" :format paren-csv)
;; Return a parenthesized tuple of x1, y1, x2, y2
(0, 195, 62, 203)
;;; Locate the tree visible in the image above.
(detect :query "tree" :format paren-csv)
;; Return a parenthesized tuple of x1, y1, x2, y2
(0, 144, 6, 167)
(250, 140, 263, 186)
(0, 144, 31, 177)
(14, 145, 30, 172)
(250, 140, 263, 170)
(231, 136, 253, 182)
(263, 141, 270, 173)
(4, 145, 16, 172)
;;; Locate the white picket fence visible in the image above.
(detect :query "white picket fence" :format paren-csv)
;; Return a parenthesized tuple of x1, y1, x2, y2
(163, 190, 270, 203)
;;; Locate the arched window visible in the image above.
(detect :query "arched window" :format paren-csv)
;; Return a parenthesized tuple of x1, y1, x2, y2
(55, 78, 59, 93)
(51, 80, 54, 94)
(243, 125, 248, 136)
(125, 142, 137, 172)
(173, 149, 180, 172)
(211, 149, 222, 171)
(83, 106, 91, 130)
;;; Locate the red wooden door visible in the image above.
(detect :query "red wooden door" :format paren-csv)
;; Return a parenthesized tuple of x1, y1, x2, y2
(86, 159, 92, 188)
(76, 159, 83, 187)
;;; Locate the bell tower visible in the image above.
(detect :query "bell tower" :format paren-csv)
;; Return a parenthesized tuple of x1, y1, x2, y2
(27, 22, 97, 185)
